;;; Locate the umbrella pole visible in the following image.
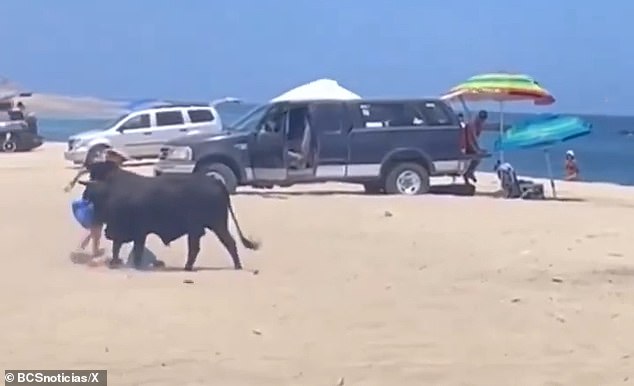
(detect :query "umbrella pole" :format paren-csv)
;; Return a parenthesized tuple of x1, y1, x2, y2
(499, 101, 505, 162)
(544, 148, 557, 198)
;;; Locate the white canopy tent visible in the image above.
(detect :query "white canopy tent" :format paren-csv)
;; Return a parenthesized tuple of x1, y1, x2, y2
(270, 78, 361, 102)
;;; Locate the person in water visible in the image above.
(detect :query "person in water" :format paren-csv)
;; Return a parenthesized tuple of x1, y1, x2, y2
(65, 148, 129, 256)
(564, 150, 579, 181)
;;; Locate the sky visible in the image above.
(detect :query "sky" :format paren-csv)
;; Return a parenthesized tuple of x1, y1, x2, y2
(3, 0, 633, 114)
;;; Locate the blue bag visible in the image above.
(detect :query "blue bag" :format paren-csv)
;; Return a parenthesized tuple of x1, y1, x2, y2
(72, 198, 95, 229)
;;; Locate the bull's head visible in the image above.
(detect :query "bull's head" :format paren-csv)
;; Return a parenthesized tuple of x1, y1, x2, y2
(87, 160, 120, 181)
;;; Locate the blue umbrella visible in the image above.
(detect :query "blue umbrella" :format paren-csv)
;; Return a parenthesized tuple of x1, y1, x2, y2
(494, 114, 592, 198)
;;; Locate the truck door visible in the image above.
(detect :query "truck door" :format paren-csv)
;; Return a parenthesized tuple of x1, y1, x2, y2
(250, 106, 289, 182)
(308, 102, 350, 178)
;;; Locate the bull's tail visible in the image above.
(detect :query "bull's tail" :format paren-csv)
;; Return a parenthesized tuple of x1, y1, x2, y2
(227, 196, 260, 250)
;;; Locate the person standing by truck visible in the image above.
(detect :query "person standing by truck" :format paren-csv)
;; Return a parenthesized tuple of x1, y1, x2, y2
(462, 110, 488, 184)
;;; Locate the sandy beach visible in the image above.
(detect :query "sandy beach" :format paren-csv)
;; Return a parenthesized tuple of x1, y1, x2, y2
(1, 143, 633, 385)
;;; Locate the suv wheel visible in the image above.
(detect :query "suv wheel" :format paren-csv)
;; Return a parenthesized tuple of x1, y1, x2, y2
(384, 162, 430, 195)
(199, 162, 238, 194)
(86, 145, 109, 164)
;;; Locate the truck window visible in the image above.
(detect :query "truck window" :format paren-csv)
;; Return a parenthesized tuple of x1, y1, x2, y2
(309, 103, 345, 133)
(187, 109, 214, 123)
(156, 111, 184, 126)
(227, 104, 271, 133)
(356, 103, 424, 128)
(418, 101, 453, 126)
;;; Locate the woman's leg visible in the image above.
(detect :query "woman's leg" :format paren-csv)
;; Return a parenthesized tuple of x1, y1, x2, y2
(79, 231, 91, 250)
(90, 224, 103, 256)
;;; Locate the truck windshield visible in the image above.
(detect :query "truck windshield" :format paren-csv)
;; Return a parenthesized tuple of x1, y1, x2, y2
(225, 104, 269, 133)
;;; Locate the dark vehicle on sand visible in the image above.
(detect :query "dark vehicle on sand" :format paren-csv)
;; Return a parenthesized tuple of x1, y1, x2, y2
(154, 98, 489, 195)
(0, 100, 43, 152)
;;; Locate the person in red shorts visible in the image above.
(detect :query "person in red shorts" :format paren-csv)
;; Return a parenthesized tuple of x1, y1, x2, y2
(564, 150, 579, 181)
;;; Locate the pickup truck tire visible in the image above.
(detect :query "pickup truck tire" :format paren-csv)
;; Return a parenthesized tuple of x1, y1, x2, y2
(199, 162, 238, 194)
(384, 162, 430, 195)
(86, 144, 109, 164)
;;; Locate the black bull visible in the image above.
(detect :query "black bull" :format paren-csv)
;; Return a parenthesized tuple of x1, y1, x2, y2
(79, 165, 260, 270)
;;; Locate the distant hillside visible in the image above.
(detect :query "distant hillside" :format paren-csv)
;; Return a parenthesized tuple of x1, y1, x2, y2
(11, 93, 127, 119)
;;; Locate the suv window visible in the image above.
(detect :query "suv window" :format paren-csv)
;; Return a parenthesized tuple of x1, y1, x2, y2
(356, 103, 426, 128)
(187, 109, 214, 123)
(156, 111, 184, 126)
(418, 101, 452, 126)
(120, 114, 150, 130)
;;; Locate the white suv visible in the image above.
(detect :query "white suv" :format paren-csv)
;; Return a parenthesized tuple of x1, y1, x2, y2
(64, 104, 223, 164)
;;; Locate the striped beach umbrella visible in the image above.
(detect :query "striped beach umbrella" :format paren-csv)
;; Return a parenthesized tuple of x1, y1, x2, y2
(441, 72, 555, 161)
(442, 73, 555, 105)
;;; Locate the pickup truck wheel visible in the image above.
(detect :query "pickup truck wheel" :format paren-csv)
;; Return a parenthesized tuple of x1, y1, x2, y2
(199, 162, 238, 194)
(384, 162, 430, 195)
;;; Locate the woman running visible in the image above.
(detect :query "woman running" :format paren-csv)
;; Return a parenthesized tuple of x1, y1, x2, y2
(65, 148, 129, 256)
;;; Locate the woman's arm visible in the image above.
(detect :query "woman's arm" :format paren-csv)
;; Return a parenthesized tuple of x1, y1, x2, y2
(64, 168, 88, 192)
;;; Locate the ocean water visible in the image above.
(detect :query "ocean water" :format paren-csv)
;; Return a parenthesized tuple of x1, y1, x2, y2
(38, 106, 634, 186)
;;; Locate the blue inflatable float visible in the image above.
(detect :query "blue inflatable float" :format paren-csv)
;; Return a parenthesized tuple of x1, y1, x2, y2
(71, 198, 95, 229)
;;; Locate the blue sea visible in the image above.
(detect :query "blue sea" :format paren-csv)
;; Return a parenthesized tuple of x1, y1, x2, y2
(38, 104, 634, 186)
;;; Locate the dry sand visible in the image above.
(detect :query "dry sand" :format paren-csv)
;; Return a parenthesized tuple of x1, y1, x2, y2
(1, 143, 633, 385)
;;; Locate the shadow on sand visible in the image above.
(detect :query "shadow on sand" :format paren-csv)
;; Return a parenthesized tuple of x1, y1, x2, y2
(237, 184, 479, 198)
(545, 197, 587, 203)
(65, 160, 156, 170)
(154, 266, 258, 274)
(473, 190, 587, 203)
(237, 190, 363, 199)
(237, 184, 588, 203)
(69, 250, 255, 273)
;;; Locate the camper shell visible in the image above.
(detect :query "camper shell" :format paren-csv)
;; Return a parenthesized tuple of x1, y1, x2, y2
(154, 98, 489, 195)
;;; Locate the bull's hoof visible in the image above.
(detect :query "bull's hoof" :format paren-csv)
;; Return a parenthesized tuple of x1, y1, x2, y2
(108, 258, 123, 269)
(234, 264, 243, 270)
(184, 264, 194, 271)
(153, 260, 166, 268)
